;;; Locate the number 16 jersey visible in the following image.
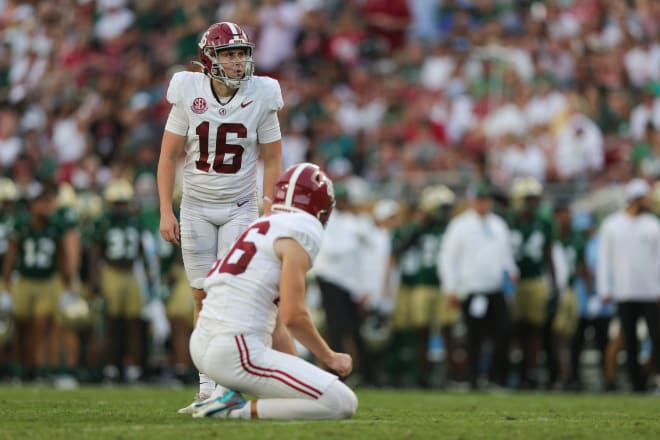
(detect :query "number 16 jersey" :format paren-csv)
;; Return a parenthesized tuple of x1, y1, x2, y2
(165, 71, 284, 204)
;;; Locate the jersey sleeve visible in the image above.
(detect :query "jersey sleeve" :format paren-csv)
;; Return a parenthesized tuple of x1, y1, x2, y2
(91, 217, 106, 245)
(544, 217, 555, 250)
(57, 207, 79, 232)
(264, 77, 284, 112)
(274, 213, 323, 262)
(166, 71, 187, 105)
(8, 214, 26, 241)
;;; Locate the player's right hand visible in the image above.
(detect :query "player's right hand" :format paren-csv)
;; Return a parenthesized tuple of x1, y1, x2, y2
(326, 352, 353, 378)
(160, 211, 180, 246)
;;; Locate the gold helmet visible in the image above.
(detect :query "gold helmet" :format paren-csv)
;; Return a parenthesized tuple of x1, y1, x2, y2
(76, 193, 103, 221)
(511, 176, 543, 211)
(420, 185, 455, 214)
(104, 179, 135, 203)
(511, 176, 543, 199)
(0, 177, 18, 202)
(59, 292, 90, 330)
(57, 183, 78, 208)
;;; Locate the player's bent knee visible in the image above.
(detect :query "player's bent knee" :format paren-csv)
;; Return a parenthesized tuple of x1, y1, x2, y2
(342, 387, 358, 419)
(322, 379, 358, 419)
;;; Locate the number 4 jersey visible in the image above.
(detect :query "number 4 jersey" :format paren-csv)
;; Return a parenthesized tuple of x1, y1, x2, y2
(200, 212, 323, 338)
(165, 71, 284, 204)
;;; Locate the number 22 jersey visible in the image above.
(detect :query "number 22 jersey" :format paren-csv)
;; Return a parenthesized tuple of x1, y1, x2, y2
(201, 212, 323, 338)
(165, 71, 284, 204)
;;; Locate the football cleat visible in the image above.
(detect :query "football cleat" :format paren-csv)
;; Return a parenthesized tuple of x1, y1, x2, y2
(177, 391, 213, 415)
(192, 389, 246, 418)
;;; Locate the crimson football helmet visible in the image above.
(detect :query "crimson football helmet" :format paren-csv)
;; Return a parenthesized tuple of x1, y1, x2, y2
(195, 22, 255, 88)
(272, 163, 335, 227)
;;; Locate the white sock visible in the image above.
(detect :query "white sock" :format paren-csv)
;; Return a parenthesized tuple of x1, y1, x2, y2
(199, 373, 215, 396)
(229, 402, 252, 419)
(209, 383, 229, 399)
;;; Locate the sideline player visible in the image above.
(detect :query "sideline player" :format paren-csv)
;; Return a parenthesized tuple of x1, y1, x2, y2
(157, 22, 284, 412)
(190, 163, 357, 420)
(507, 177, 557, 389)
(2, 182, 75, 381)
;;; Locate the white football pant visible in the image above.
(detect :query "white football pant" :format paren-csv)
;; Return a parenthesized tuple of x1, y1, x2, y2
(190, 317, 358, 420)
(179, 197, 258, 289)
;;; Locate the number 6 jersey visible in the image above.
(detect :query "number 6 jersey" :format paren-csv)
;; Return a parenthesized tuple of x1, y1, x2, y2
(165, 71, 284, 204)
(200, 212, 323, 338)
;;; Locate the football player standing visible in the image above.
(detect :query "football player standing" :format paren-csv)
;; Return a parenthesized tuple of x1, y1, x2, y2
(157, 22, 284, 413)
(2, 182, 76, 382)
(507, 177, 558, 389)
(89, 179, 154, 384)
(389, 185, 457, 388)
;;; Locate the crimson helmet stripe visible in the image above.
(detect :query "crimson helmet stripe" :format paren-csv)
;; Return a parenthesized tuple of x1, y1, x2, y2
(284, 164, 309, 207)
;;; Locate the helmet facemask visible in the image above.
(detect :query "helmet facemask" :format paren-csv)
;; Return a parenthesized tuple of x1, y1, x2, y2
(201, 44, 254, 89)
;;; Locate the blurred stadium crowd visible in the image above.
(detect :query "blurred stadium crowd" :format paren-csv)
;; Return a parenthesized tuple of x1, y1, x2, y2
(1, 0, 659, 391)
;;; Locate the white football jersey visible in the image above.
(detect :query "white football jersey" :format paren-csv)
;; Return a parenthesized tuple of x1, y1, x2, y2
(166, 71, 283, 204)
(200, 211, 323, 337)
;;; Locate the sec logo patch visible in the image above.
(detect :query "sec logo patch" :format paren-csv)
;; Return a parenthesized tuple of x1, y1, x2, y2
(191, 97, 207, 114)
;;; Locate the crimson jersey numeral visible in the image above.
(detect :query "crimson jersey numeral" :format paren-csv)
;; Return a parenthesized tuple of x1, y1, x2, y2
(195, 122, 246, 174)
(213, 221, 271, 276)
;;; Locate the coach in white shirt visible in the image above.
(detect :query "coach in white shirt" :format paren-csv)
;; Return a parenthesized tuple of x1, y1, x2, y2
(597, 178, 660, 392)
(439, 184, 518, 389)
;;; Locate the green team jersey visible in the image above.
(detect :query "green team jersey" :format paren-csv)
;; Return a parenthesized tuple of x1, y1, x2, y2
(93, 212, 143, 265)
(508, 211, 555, 279)
(53, 206, 79, 232)
(139, 209, 178, 274)
(157, 234, 177, 275)
(0, 211, 15, 263)
(393, 222, 446, 286)
(12, 212, 63, 278)
(556, 230, 586, 286)
(78, 216, 100, 283)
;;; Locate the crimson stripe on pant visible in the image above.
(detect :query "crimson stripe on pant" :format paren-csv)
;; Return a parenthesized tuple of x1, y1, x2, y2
(234, 335, 322, 399)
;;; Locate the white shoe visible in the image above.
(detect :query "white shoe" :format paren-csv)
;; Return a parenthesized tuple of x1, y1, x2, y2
(192, 390, 246, 418)
(177, 392, 212, 415)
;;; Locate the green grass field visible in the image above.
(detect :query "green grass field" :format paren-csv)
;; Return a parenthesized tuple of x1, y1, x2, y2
(1, 386, 658, 440)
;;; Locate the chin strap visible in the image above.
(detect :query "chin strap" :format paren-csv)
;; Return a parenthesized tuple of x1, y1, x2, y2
(191, 60, 206, 72)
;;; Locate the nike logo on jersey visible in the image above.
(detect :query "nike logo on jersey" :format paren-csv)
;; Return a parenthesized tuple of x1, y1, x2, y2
(237, 199, 250, 207)
(240, 100, 254, 108)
